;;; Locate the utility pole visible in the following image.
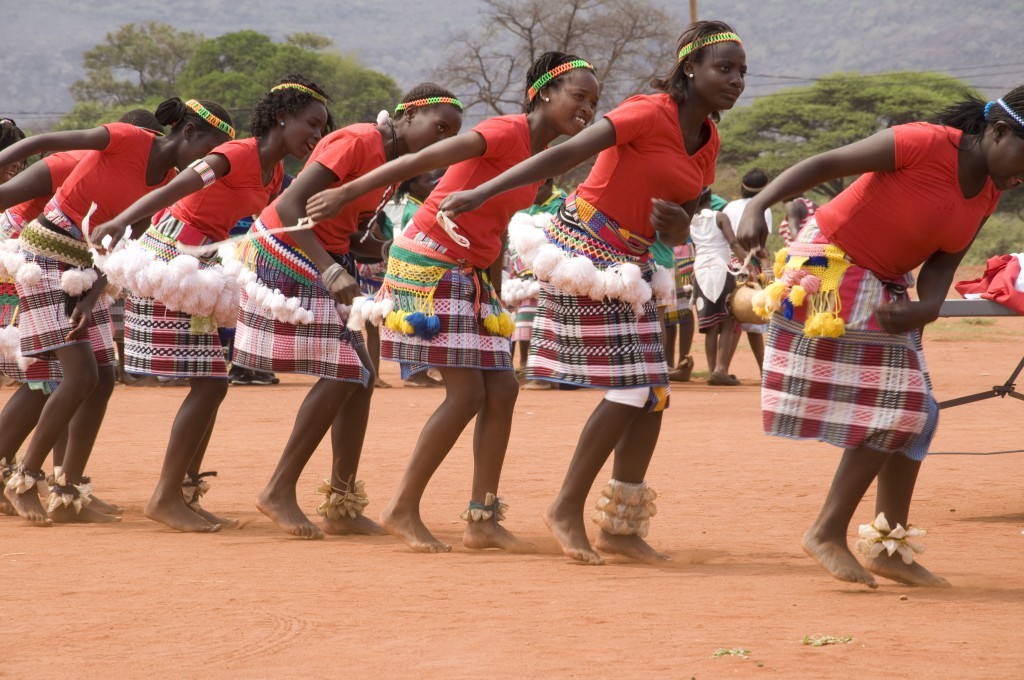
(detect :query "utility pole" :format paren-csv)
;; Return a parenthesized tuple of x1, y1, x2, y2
(689, 0, 697, 23)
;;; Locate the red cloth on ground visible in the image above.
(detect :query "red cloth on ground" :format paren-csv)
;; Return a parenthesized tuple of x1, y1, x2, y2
(8, 150, 91, 224)
(954, 254, 1024, 314)
(51, 123, 172, 227)
(816, 123, 1001, 281)
(265, 124, 386, 255)
(575, 93, 718, 237)
(170, 138, 283, 241)
(411, 115, 538, 268)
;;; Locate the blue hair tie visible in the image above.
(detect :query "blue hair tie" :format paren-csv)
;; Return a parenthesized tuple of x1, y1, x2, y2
(984, 101, 995, 121)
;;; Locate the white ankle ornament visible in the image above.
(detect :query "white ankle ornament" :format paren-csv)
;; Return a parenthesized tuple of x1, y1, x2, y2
(5, 466, 47, 496)
(182, 471, 216, 506)
(460, 492, 508, 523)
(592, 480, 658, 538)
(315, 479, 369, 519)
(46, 473, 93, 514)
(855, 512, 927, 565)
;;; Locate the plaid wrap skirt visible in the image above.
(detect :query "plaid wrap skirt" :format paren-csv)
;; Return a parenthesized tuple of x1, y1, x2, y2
(380, 233, 512, 377)
(761, 222, 937, 459)
(123, 215, 228, 379)
(233, 221, 369, 385)
(526, 203, 669, 394)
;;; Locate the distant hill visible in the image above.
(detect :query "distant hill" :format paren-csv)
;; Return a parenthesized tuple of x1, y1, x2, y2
(3, 0, 1022, 129)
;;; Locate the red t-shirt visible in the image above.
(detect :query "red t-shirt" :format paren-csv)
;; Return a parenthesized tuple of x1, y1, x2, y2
(263, 124, 386, 255)
(409, 115, 538, 269)
(576, 93, 718, 237)
(8, 150, 91, 227)
(816, 123, 1001, 281)
(50, 123, 172, 229)
(170, 138, 283, 242)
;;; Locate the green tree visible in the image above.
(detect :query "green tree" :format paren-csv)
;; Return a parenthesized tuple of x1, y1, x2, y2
(70, 22, 201, 107)
(718, 72, 979, 198)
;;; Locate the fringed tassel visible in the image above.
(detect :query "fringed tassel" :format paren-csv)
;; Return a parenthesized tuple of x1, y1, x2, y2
(314, 479, 369, 520)
(460, 492, 508, 523)
(591, 479, 658, 538)
(4, 466, 47, 496)
(182, 471, 216, 506)
(46, 473, 93, 514)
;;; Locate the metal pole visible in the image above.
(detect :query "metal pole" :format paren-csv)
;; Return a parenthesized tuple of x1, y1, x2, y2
(689, 0, 698, 23)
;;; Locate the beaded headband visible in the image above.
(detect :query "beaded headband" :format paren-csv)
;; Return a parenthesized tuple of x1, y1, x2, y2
(528, 59, 595, 102)
(271, 83, 329, 106)
(394, 96, 464, 114)
(985, 98, 1024, 129)
(184, 99, 235, 139)
(741, 181, 765, 193)
(678, 32, 743, 60)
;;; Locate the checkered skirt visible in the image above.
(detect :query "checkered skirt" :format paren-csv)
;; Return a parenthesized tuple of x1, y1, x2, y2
(761, 224, 937, 459)
(123, 217, 228, 378)
(511, 298, 538, 342)
(233, 225, 369, 384)
(525, 207, 668, 391)
(380, 234, 512, 375)
(15, 248, 114, 370)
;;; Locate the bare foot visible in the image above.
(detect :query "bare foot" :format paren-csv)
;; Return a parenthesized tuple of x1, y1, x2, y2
(4, 484, 52, 526)
(144, 496, 218, 532)
(322, 513, 387, 536)
(543, 505, 603, 565)
(463, 521, 535, 553)
(51, 504, 122, 524)
(595, 530, 671, 563)
(0, 495, 17, 516)
(88, 494, 124, 516)
(380, 504, 451, 553)
(188, 502, 240, 529)
(802, 529, 877, 588)
(256, 488, 323, 539)
(867, 555, 951, 588)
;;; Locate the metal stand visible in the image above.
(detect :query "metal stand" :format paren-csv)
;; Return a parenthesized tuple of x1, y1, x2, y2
(938, 354, 1024, 409)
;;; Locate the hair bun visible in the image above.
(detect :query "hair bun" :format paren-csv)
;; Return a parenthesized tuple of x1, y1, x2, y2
(154, 97, 187, 127)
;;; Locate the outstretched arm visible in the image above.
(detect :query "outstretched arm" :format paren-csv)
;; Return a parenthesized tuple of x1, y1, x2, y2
(306, 132, 487, 222)
(736, 129, 897, 251)
(92, 154, 233, 250)
(0, 128, 111, 211)
(439, 119, 618, 217)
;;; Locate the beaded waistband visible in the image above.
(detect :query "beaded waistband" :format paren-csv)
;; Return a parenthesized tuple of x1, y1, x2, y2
(249, 218, 322, 287)
(42, 199, 84, 240)
(569, 195, 654, 259)
(1, 210, 25, 241)
(546, 197, 652, 270)
(139, 213, 217, 264)
(19, 219, 93, 269)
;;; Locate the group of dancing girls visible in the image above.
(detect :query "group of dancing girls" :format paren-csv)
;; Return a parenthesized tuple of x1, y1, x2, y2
(3, 20, 1021, 584)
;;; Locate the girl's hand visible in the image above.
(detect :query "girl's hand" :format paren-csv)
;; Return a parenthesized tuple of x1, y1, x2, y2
(90, 222, 127, 253)
(306, 187, 349, 223)
(873, 299, 938, 334)
(651, 199, 690, 246)
(736, 202, 769, 252)
(66, 300, 93, 341)
(439, 189, 485, 219)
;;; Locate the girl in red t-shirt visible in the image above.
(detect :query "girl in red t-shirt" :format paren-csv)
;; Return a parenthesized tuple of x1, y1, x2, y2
(441, 22, 745, 565)
(305, 52, 601, 554)
(88, 76, 332, 534)
(0, 98, 232, 526)
(736, 86, 1024, 589)
(229, 84, 462, 540)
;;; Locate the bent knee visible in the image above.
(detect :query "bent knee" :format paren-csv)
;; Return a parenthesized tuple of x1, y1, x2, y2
(486, 371, 520, 408)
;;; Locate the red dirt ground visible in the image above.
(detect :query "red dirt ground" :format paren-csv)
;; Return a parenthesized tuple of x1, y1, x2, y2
(1, 314, 1022, 678)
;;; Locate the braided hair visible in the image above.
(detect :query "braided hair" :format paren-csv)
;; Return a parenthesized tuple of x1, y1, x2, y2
(524, 52, 592, 113)
(652, 20, 739, 104)
(933, 85, 1024, 140)
(394, 83, 461, 121)
(0, 117, 26, 151)
(250, 75, 333, 137)
(154, 97, 233, 137)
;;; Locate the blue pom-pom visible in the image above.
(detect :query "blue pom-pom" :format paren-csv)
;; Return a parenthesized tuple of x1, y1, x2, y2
(425, 314, 442, 338)
(782, 298, 794, 320)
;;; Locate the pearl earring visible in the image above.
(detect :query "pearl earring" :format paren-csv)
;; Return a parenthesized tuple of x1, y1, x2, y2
(542, 96, 550, 102)
(688, 73, 694, 79)
(279, 120, 285, 126)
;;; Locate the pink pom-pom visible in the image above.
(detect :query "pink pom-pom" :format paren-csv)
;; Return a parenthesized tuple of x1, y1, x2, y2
(801, 275, 821, 295)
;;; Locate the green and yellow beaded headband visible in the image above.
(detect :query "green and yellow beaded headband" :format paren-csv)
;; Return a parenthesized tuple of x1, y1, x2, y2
(270, 83, 329, 106)
(677, 32, 743, 60)
(528, 59, 595, 102)
(184, 99, 235, 139)
(394, 96, 464, 114)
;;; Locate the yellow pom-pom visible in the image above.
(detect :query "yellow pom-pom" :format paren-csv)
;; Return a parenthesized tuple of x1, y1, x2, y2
(789, 284, 807, 307)
(822, 315, 845, 338)
(497, 312, 515, 337)
(384, 311, 401, 331)
(765, 280, 788, 308)
(751, 290, 770, 319)
(483, 314, 501, 335)
(774, 248, 788, 267)
(400, 320, 415, 335)
(804, 312, 826, 337)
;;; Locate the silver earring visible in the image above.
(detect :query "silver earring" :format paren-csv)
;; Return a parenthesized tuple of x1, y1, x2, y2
(542, 97, 550, 102)
(688, 73, 694, 79)
(280, 121, 285, 126)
